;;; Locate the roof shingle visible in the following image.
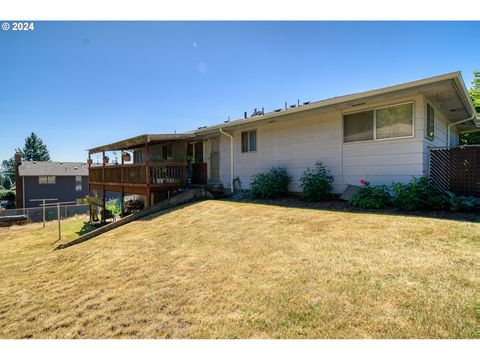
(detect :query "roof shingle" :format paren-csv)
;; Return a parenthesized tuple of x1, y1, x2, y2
(18, 161, 88, 176)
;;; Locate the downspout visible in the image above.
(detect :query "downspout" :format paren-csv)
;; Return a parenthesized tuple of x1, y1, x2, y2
(219, 127, 234, 192)
(447, 114, 475, 146)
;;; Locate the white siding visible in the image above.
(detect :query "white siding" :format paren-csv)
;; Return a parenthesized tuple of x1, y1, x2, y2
(422, 97, 461, 175)
(228, 111, 343, 192)
(341, 94, 425, 187)
(211, 94, 444, 194)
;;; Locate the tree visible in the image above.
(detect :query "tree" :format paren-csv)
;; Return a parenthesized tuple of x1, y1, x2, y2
(470, 69, 480, 112)
(0, 133, 51, 187)
(1, 157, 16, 187)
(21, 132, 51, 161)
(460, 70, 480, 145)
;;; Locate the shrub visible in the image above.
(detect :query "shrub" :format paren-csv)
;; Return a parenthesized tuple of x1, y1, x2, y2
(443, 191, 480, 211)
(250, 167, 291, 199)
(300, 161, 334, 201)
(349, 181, 391, 209)
(391, 176, 445, 211)
(0, 189, 15, 202)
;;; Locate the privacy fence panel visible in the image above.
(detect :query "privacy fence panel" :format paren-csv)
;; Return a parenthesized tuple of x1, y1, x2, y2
(429, 146, 480, 197)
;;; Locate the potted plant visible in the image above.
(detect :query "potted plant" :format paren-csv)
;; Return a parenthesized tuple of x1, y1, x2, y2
(122, 151, 131, 162)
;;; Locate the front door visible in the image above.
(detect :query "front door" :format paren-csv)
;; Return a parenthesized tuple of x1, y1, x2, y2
(209, 136, 220, 182)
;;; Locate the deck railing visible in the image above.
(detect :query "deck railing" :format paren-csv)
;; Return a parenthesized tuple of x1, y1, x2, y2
(89, 162, 189, 186)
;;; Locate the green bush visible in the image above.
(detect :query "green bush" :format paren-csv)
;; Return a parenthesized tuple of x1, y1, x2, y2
(349, 181, 391, 209)
(250, 167, 291, 199)
(443, 191, 480, 211)
(300, 161, 334, 201)
(391, 176, 445, 211)
(0, 189, 15, 202)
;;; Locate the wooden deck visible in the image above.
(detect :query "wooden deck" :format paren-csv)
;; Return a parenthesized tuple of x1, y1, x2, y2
(88, 162, 207, 196)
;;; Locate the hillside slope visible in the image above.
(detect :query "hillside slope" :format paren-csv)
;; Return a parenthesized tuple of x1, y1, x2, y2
(0, 200, 477, 338)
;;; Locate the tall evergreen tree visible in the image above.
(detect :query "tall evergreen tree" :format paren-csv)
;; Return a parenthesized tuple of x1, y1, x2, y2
(1, 133, 51, 186)
(21, 132, 51, 161)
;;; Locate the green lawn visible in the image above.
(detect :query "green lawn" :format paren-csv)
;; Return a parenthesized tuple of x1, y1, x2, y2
(0, 201, 477, 338)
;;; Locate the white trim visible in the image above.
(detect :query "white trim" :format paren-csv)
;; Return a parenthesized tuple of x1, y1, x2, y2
(240, 129, 257, 153)
(194, 71, 475, 135)
(342, 101, 415, 144)
(425, 102, 435, 141)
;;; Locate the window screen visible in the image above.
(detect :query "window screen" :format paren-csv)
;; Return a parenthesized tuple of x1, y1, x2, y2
(376, 103, 413, 139)
(241, 130, 257, 152)
(343, 110, 374, 142)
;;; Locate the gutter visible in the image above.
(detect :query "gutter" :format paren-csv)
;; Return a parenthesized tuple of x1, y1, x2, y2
(219, 128, 234, 191)
(447, 114, 475, 146)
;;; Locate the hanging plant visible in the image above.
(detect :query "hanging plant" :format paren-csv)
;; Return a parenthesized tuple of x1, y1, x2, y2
(122, 151, 131, 162)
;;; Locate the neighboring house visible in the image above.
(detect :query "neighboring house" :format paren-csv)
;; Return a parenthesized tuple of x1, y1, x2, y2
(15, 154, 89, 208)
(87, 71, 479, 206)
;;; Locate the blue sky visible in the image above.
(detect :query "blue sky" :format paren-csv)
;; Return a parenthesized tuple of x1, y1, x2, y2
(0, 21, 478, 162)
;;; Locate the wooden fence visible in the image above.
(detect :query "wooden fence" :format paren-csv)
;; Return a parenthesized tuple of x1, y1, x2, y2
(429, 145, 480, 197)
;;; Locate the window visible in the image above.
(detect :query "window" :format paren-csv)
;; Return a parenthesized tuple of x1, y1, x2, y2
(75, 176, 82, 192)
(425, 104, 435, 140)
(343, 102, 414, 143)
(38, 176, 56, 184)
(162, 144, 173, 160)
(241, 130, 257, 153)
(344, 110, 374, 142)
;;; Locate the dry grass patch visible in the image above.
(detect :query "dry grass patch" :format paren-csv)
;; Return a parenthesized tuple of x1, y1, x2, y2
(0, 201, 477, 338)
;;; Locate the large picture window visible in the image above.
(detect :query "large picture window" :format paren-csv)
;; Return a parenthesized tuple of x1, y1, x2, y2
(343, 102, 414, 143)
(241, 130, 257, 153)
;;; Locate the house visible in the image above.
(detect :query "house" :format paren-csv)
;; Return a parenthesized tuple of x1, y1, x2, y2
(87, 71, 479, 207)
(15, 153, 89, 208)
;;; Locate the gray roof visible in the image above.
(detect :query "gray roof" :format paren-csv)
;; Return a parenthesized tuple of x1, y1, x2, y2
(18, 161, 88, 176)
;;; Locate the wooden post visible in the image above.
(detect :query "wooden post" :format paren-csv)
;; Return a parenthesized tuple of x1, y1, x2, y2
(102, 185, 106, 223)
(145, 142, 150, 185)
(102, 150, 105, 182)
(42, 199, 46, 228)
(57, 203, 61, 240)
(145, 188, 151, 208)
(121, 186, 125, 215)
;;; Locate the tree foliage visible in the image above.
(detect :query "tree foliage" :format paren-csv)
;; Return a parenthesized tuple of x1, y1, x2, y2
(460, 70, 480, 145)
(470, 69, 480, 112)
(1, 133, 51, 187)
(21, 132, 51, 161)
(1, 157, 16, 186)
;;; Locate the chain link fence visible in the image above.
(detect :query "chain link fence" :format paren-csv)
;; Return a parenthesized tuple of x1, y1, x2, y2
(0, 203, 89, 223)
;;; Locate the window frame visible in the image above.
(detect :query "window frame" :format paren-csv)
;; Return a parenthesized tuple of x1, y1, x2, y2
(38, 175, 56, 184)
(425, 103, 435, 141)
(241, 129, 257, 153)
(75, 175, 82, 192)
(343, 101, 415, 144)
